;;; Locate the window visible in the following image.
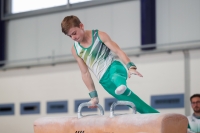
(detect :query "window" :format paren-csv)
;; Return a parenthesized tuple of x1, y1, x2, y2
(12, 0, 68, 13)
(70, 0, 92, 4)
(11, 0, 93, 14)
(1, 0, 124, 20)
(0, 104, 14, 115)
(47, 101, 68, 114)
(20, 102, 40, 115)
(151, 94, 184, 109)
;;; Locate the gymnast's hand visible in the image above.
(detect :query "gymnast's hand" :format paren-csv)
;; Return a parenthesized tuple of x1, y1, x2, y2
(128, 68, 143, 78)
(88, 97, 99, 108)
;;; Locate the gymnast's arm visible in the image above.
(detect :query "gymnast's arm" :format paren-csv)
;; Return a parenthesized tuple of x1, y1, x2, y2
(98, 31, 143, 77)
(71, 46, 99, 107)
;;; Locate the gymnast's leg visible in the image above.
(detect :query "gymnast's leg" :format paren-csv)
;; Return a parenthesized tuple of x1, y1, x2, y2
(100, 60, 159, 114)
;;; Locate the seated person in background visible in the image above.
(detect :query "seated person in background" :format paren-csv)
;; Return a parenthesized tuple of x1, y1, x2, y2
(187, 94, 200, 133)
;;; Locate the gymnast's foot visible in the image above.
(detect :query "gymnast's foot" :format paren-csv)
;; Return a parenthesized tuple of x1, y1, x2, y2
(115, 85, 127, 95)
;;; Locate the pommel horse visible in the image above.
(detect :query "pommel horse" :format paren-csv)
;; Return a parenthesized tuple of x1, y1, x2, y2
(34, 101, 188, 133)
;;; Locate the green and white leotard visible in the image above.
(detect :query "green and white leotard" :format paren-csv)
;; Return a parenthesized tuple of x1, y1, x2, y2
(74, 29, 159, 114)
(74, 30, 115, 80)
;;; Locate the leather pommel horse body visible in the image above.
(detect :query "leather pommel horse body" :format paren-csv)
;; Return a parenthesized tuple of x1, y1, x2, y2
(33, 101, 188, 133)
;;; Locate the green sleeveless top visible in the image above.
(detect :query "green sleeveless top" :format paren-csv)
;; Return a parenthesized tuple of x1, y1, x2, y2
(74, 30, 115, 80)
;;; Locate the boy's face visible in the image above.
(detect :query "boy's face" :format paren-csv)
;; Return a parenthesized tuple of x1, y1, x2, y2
(67, 23, 84, 42)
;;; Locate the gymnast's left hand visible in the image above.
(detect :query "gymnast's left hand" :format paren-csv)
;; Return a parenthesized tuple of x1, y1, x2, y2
(128, 68, 143, 78)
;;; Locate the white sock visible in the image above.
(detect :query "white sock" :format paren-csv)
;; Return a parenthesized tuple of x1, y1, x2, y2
(115, 85, 127, 95)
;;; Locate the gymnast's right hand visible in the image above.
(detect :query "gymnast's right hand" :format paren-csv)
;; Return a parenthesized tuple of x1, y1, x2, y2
(88, 97, 99, 108)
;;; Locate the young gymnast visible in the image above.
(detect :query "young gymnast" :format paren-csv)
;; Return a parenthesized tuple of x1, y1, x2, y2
(61, 15, 159, 113)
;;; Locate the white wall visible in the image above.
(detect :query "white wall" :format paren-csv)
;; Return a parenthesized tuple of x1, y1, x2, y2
(6, 0, 140, 61)
(0, 54, 198, 129)
(6, 0, 200, 60)
(156, 0, 200, 44)
(1, 49, 200, 133)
